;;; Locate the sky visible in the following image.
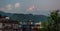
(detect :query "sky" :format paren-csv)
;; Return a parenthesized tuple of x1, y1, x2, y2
(0, 0, 60, 15)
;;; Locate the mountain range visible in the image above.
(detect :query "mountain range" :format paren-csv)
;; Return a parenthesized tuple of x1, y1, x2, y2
(0, 11, 47, 23)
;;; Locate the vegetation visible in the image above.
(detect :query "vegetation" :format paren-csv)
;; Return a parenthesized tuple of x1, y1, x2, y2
(39, 10, 60, 31)
(0, 10, 60, 31)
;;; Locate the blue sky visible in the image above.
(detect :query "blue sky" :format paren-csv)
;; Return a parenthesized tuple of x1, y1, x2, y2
(0, 0, 60, 15)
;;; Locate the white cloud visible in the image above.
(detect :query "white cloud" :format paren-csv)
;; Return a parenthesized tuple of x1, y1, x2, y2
(0, 7, 6, 11)
(6, 4, 13, 10)
(15, 3, 20, 8)
(27, 5, 35, 11)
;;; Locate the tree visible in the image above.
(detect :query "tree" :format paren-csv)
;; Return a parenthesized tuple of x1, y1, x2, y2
(47, 10, 59, 31)
(36, 10, 60, 31)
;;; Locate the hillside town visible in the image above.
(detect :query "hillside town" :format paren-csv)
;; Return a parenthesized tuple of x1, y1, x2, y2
(0, 0, 60, 31)
(0, 15, 43, 31)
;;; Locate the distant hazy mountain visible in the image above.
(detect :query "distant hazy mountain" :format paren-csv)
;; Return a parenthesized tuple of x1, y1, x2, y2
(0, 11, 47, 23)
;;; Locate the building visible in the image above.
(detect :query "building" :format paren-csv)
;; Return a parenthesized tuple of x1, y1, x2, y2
(35, 22, 44, 28)
(0, 15, 42, 31)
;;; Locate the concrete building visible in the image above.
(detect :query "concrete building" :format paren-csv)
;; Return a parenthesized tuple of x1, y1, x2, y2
(0, 15, 42, 31)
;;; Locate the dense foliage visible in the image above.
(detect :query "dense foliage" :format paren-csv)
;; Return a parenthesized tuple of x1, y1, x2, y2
(39, 10, 60, 31)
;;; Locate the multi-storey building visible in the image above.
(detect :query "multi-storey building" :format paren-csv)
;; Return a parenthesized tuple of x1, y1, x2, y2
(0, 15, 42, 31)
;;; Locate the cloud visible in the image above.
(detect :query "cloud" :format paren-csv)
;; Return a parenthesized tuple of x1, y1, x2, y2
(6, 4, 13, 10)
(0, 7, 6, 11)
(27, 5, 35, 11)
(15, 3, 20, 8)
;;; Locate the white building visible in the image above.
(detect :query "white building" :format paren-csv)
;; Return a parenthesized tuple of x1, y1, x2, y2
(34, 22, 44, 28)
